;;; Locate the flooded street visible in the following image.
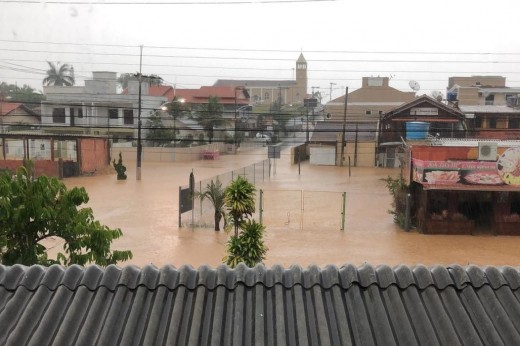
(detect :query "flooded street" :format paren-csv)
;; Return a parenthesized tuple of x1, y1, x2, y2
(60, 147, 520, 268)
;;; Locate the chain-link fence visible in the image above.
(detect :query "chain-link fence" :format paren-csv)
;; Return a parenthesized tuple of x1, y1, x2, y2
(179, 160, 346, 231)
(179, 159, 270, 228)
(258, 189, 346, 231)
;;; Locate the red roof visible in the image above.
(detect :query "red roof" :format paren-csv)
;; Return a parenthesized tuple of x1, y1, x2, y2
(148, 85, 174, 98)
(123, 85, 250, 105)
(175, 86, 249, 105)
(0, 102, 23, 116)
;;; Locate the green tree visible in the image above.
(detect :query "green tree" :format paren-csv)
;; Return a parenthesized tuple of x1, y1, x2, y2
(145, 114, 175, 146)
(224, 220, 267, 268)
(43, 61, 75, 86)
(0, 82, 45, 107)
(196, 178, 226, 231)
(164, 96, 187, 142)
(225, 175, 256, 236)
(192, 96, 225, 144)
(0, 165, 132, 266)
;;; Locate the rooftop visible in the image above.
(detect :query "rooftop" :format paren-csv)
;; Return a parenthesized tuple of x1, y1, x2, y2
(2, 263, 519, 345)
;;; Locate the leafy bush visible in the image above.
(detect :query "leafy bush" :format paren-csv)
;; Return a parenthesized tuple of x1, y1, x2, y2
(0, 165, 132, 266)
(224, 220, 267, 268)
(382, 175, 408, 229)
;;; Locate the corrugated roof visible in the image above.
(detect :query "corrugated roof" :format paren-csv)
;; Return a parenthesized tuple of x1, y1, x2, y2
(3, 263, 518, 345)
(479, 87, 520, 94)
(459, 105, 520, 114)
(311, 121, 378, 142)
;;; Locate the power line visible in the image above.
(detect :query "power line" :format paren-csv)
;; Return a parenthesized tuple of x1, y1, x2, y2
(2, 39, 520, 56)
(0, 0, 335, 5)
(3, 47, 520, 64)
(6, 59, 520, 78)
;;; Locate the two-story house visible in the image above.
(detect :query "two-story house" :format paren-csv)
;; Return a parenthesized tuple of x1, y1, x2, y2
(447, 76, 520, 140)
(41, 72, 166, 142)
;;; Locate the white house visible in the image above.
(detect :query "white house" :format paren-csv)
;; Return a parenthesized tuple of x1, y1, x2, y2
(41, 72, 167, 142)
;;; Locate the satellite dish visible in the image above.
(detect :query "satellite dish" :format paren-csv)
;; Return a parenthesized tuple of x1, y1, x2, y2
(409, 80, 421, 92)
(431, 91, 443, 102)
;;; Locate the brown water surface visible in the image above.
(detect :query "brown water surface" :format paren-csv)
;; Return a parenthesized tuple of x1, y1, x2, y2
(56, 148, 520, 268)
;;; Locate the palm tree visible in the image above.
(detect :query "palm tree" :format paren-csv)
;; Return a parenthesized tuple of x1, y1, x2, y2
(196, 178, 226, 231)
(192, 96, 225, 144)
(225, 176, 256, 236)
(43, 62, 75, 86)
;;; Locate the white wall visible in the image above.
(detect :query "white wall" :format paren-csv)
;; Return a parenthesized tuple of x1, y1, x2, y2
(310, 146, 336, 165)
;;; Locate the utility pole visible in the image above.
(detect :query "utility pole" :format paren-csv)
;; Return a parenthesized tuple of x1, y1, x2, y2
(234, 87, 238, 149)
(134, 46, 160, 180)
(136, 45, 143, 180)
(311, 86, 319, 140)
(340, 87, 349, 167)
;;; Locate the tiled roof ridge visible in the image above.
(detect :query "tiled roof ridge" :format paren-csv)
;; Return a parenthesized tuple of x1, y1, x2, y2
(1, 263, 519, 292)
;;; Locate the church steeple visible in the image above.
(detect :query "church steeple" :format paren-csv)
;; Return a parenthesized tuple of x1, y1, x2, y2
(295, 53, 308, 101)
(296, 53, 307, 71)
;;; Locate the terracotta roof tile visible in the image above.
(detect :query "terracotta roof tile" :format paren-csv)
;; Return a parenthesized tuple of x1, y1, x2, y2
(0, 102, 22, 115)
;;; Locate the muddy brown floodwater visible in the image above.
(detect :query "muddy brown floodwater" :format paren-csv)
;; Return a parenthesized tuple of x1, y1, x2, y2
(54, 147, 520, 268)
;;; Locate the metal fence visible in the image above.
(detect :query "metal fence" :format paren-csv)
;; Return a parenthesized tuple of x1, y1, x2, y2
(258, 189, 346, 231)
(179, 159, 271, 228)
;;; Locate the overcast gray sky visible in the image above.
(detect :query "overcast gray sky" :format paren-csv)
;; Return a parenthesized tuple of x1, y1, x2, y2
(1, 0, 520, 100)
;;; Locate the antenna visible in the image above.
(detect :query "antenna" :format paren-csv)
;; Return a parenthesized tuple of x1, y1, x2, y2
(409, 80, 421, 92)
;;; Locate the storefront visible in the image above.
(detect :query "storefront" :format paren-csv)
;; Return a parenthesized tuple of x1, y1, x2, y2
(407, 143, 520, 235)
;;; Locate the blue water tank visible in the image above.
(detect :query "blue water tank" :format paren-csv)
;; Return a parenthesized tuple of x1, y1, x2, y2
(406, 122, 430, 140)
(447, 91, 458, 102)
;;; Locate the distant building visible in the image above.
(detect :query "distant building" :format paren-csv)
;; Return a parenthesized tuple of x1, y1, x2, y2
(148, 85, 251, 142)
(325, 77, 416, 123)
(447, 76, 520, 140)
(447, 76, 514, 106)
(41, 72, 166, 142)
(313, 77, 415, 167)
(0, 102, 40, 133)
(213, 53, 308, 106)
(309, 121, 378, 166)
(379, 95, 466, 168)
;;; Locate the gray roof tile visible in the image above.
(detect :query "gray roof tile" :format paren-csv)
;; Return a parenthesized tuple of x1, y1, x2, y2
(1, 264, 520, 345)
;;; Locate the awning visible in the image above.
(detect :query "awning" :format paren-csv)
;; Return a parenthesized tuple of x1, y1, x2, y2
(420, 183, 520, 192)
